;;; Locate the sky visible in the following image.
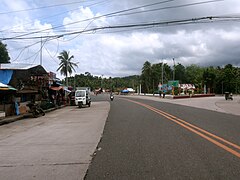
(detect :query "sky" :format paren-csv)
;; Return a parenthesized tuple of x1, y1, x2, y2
(1, 0, 240, 79)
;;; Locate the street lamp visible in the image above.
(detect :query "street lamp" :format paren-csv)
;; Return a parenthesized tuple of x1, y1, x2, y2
(101, 74, 103, 88)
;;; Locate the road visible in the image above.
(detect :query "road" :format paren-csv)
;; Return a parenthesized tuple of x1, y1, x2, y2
(0, 94, 239, 180)
(86, 94, 240, 180)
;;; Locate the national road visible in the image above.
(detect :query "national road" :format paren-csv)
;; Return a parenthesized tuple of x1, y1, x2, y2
(0, 94, 239, 180)
(85, 94, 240, 180)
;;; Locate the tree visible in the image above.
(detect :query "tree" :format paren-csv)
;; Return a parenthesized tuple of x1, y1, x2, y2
(141, 61, 152, 93)
(151, 63, 162, 91)
(57, 50, 78, 86)
(0, 41, 10, 64)
(203, 67, 216, 93)
(174, 63, 186, 83)
(220, 64, 239, 93)
(185, 64, 204, 88)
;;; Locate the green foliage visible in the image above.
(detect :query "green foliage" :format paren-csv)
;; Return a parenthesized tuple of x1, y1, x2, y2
(68, 72, 140, 92)
(140, 61, 171, 93)
(174, 63, 186, 83)
(57, 50, 78, 86)
(57, 50, 78, 76)
(185, 64, 204, 86)
(140, 62, 240, 94)
(0, 41, 10, 63)
(141, 61, 152, 93)
(203, 67, 216, 93)
(66, 60, 240, 95)
(215, 64, 240, 94)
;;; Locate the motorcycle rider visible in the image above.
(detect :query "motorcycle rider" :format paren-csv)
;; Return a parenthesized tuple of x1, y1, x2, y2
(110, 92, 114, 101)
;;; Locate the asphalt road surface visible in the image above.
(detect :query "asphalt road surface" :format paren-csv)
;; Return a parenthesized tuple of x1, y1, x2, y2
(86, 94, 240, 180)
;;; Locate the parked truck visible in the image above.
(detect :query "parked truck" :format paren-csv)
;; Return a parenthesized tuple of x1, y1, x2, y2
(75, 87, 91, 108)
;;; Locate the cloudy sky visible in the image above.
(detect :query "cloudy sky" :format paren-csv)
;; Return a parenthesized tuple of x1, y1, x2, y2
(1, 0, 240, 78)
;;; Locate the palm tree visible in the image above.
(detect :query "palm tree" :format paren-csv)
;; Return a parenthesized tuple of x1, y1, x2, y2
(57, 50, 78, 86)
(141, 61, 152, 93)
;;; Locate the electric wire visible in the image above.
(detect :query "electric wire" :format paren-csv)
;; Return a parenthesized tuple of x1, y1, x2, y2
(0, 0, 110, 34)
(3, 0, 229, 63)
(44, 46, 60, 65)
(107, 0, 224, 18)
(1, 0, 176, 39)
(0, 0, 95, 15)
(1, 0, 224, 41)
(10, 40, 41, 62)
(3, 15, 239, 41)
(11, 35, 60, 63)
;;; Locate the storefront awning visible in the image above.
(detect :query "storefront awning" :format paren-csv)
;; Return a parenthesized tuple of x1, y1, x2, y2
(0, 82, 17, 91)
(50, 86, 63, 91)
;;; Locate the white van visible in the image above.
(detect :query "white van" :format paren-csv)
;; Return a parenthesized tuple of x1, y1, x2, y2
(75, 90, 91, 108)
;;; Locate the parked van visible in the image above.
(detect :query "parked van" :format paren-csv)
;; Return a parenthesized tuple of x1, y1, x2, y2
(75, 90, 91, 108)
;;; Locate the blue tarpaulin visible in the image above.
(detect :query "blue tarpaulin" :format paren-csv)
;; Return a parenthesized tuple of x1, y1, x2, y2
(0, 70, 13, 84)
(121, 89, 129, 93)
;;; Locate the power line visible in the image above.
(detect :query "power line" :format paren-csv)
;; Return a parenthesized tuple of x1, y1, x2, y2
(108, 0, 224, 18)
(0, 0, 110, 34)
(1, 0, 176, 40)
(2, 16, 240, 41)
(44, 46, 60, 65)
(10, 35, 61, 63)
(1, 0, 224, 41)
(0, 0, 94, 15)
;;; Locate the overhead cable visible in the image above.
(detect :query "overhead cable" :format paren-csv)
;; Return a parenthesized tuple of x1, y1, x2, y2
(0, 0, 94, 15)
(2, 16, 240, 41)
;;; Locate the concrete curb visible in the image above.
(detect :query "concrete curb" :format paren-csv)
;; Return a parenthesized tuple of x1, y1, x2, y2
(0, 105, 66, 126)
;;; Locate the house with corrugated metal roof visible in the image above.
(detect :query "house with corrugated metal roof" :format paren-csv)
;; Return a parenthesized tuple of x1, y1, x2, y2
(0, 63, 48, 116)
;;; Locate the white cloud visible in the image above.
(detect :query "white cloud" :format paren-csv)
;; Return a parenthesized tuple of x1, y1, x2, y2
(63, 6, 107, 32)
(1, 0, 240, 79)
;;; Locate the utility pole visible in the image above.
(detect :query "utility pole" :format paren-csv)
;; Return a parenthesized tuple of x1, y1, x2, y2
(173, 58, 175, 81)
(101, 74, 103, 88)
(222, 81, 223, 95)
(140, 83, 142, 94)
(161, 61, 164, 84)
(66, 60, 68, 87)
(74, 74, 76, 90)
(40, 37, 43, 66)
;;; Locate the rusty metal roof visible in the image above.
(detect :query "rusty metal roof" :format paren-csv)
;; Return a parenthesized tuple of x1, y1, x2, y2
(0, 63, 48, 75)
(0, 63, 39, 70)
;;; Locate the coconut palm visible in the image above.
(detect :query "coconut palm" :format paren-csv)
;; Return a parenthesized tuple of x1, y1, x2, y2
(57, 50, 78, 86)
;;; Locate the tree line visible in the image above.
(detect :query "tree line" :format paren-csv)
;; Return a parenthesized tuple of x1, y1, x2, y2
(140, 61, 240, 94)
(66, 61, 240, 95)
(67, 73, 140, 92)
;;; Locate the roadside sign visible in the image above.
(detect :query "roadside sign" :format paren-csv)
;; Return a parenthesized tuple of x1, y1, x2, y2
(168, 80, 179, 87)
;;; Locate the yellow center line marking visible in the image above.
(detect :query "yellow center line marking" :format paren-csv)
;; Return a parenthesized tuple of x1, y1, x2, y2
(123, 98, 240, 158)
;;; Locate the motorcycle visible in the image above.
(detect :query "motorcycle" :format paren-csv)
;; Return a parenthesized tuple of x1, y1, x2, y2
(110, 94, 114, 101)
(27, 102, 45, 118)
(225, 92, 233, 100)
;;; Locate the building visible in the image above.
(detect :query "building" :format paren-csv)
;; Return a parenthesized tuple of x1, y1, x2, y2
(0, 63, 48, 116)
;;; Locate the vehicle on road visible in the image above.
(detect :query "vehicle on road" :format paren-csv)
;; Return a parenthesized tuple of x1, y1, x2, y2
(225, 92, 233, 100)
(75, 89, 91, 108)
(110, 93, 114, 101)
(27, 102, 45, 118)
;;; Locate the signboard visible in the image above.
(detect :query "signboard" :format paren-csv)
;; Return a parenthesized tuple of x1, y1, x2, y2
(168, 80, 179, 87)
(161, 84, 168, 92)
